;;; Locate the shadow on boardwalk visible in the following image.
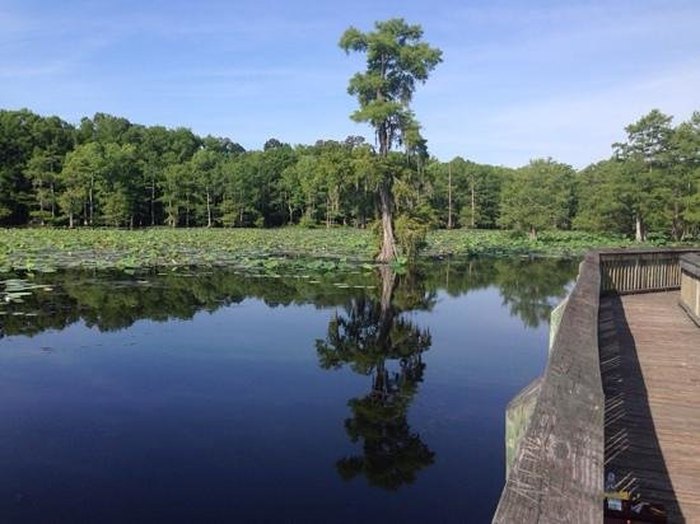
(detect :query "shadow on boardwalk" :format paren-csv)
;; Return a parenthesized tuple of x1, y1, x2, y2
(598, 294, 683, 522)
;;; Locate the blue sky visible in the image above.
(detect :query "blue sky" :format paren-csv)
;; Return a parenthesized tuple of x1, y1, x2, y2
(2, 0, 699, 168)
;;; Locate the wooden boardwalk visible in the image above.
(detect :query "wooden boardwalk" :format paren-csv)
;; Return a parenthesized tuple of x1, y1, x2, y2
(599, 291, 700, 523)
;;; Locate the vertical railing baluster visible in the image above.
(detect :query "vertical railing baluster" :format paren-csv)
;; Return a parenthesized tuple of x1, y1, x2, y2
(598, 250, 699, 294)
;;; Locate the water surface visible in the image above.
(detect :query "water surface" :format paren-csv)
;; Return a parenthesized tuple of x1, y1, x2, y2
(0, 258, 577, 522)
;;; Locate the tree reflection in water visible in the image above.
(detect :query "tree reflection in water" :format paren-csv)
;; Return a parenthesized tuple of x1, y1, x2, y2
(0, 258, 577, 338)
(0, 260, 578, 487)
(316, 266, 435, 490)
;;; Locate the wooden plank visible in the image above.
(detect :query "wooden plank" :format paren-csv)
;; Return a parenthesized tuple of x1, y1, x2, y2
(599, 291, 700, 523)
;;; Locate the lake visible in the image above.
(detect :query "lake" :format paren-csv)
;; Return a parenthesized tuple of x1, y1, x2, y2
(0, 257, 577, 523)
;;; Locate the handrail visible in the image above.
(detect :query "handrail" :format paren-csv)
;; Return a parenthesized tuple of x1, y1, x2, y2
(680, 253, 700, 326)
(493, 252, 604, 522)
(493, 247, 700, 522)
(600, 248, 700, 294)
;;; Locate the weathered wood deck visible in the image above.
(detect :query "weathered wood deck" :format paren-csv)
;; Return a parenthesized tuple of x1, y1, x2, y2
(494, 250, 700, 523)
(599, 291, 700, 523)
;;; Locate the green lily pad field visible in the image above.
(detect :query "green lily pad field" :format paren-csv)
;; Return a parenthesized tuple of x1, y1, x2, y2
(0, 227, 662, 274)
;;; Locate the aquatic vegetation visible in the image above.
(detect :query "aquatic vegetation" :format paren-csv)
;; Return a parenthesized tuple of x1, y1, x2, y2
(0, 278, 54, 320)
(1, 279, 53, 302)
(0, 227, 665, 273)
(425, 230, 648, 258)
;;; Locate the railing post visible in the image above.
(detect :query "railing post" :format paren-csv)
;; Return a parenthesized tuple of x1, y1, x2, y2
(680, 253, 700, 326)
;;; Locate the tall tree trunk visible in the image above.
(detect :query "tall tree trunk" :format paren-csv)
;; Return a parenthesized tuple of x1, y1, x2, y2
(635, 215, 645, 242)
(671, 201, 680, 241)
(150, 175, 156, 226)
(68, 211, 74, 229)
(38, 189, 46, 226)
(50, 183, 55, 220)
(168, 197, 175, 227)
(375, 112, 398, 263)
(378, 264, 397, 345)
(206, 188, 212, 228)
(470, 176, 476, 228)
(376, 125, 397, 263)
(377, 181, 397, 263)
(89, 176, 94, 226)
(447, 163, 453, 229)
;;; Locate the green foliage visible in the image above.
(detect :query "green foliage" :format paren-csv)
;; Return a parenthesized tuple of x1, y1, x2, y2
(0, 228, 377, 273)
(499, 158, 575, 239)
(425, 229, 648, 258)
(340, 19, 442, 262)
(0, 227, 672, 275)
(0, 106, 698, 246)
(611, 109, 676, 241)
(427, 157, 506, 229)
(298, 213, 317, 229)
(340, 19, 442, 156)
(394, 212, 431, 262)
(575, 109, 700, 241)
(24, 150, 64, 225)
(0, 109, 74, 224)
(574, 160, 629, 234)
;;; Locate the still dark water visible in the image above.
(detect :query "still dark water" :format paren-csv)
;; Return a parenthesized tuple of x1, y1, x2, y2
(0, 258, 577, 523)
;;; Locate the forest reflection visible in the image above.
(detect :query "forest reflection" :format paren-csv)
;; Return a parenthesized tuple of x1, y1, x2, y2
(0, 257, 576, 339)
(0, 258, 577, 492)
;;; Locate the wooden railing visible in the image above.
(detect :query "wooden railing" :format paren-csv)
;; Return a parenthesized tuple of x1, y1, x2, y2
(680, 253, 700, 326)
(600, 249, 699, 294)
(493, 247, 700, 523)
(493, 252, 604, 522)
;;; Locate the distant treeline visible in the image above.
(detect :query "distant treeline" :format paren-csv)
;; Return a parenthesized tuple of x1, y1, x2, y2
(1, 108, 698, 241)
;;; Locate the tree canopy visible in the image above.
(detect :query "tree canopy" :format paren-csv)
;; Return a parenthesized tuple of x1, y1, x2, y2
(499, 159, 575, 239)
(0, 106, 698, 242)
(340, 19, 442, 262)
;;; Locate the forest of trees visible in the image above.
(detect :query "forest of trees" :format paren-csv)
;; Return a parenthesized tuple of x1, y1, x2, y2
(0, 107, 698, 241)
